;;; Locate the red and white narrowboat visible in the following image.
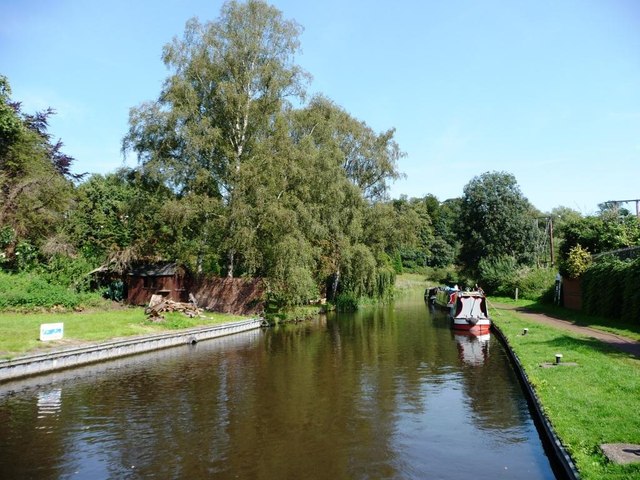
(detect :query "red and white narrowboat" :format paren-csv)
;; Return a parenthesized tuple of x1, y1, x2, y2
(434, 287, 491, 333)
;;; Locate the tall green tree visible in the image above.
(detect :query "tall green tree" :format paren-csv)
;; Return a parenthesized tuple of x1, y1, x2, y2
(120, 1, 405, 306)
(458, 171, 537, 274)
(68, 168, 224, 273)
(0, 75, 78, 267)
(289, 97, 404, 299)
(362, 196, 427, 272)
(293, 95, 404, 200)
(427, 197, 460, 268)
(124, 0, 309, 277)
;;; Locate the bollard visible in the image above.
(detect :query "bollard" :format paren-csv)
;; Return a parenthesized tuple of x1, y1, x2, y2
(555, 353, 563, 364)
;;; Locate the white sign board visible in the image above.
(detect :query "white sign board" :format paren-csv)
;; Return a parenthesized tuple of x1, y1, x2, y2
(40, 323, 64, 341)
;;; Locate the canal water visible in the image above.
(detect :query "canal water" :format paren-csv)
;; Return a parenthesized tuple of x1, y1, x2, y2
(0, 290, 556, 479)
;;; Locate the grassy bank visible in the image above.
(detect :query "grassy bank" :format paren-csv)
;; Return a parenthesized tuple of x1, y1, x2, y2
(491, 296, 640, 343)
(493, 309, 640, 480)
(0, 308, 245, 359)
(394, 273, 430, 294)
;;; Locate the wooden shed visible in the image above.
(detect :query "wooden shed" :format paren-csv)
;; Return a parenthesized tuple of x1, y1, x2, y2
(561, 276, 582, 311)
(126, 263, 190, 306)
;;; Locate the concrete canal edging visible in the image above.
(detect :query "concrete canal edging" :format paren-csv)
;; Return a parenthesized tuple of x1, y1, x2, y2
(0, 318, 265, 383)
(492, 323, 581, 480)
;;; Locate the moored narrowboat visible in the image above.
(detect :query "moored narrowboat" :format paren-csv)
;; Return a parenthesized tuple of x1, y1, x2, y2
(433, 287, 491, 333)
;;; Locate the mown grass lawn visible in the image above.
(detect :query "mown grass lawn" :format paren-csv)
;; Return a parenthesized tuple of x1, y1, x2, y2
(492, 296, 640, 343)
(0, 307, 245, 359)
(493, 309, 640, 480)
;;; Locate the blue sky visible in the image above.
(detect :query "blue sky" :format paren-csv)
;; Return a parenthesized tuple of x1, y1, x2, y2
(2, 0, 639, 214)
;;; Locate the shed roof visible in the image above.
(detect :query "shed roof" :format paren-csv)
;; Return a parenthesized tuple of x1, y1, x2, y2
(128, 262, 183, 277)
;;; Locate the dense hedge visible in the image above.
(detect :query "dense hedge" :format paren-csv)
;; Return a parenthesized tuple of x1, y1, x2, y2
(621, 258, 640, 324)
(581, 257, 640, 324)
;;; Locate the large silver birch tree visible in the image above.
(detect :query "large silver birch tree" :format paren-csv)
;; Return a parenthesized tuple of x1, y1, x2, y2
(124, 0, 309, 277)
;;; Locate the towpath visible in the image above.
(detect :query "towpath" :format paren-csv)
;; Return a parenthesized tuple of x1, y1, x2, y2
(492, 304, 640, 359)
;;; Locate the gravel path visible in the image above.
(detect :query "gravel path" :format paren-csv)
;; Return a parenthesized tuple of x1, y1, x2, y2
(493, 305, 640, 358)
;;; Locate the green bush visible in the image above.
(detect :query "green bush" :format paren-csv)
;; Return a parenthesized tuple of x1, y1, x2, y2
(0, 271, 101, 310)
(267, 266, 319, 308)
(38, 254, 96, 291)
(476, 256, 555, 300)
(428, 264, 459, 286)
(14, 241, 39, 271)
(559, 244, 592, 279)
(0, 226, 15, 251)
(477, 255, 518, 295)
(335, 292, 359, 312)
(514, 267, 556, 300)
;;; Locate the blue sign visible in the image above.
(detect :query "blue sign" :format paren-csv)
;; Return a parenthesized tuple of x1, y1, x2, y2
(40, 323, 64, 341)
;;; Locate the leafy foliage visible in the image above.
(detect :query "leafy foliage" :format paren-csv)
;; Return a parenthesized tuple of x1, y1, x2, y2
(0, 75, 77, 268)
(477, 255, 518, 295)
(292, 95, 404, 201)
(477, 256, 555, 299)
(621, 258, 640, 324)
(559, 244, 592, 279)
(514, 267, 557, 301)
(334, 292, 359, 312)
(459, 171, 538, 275)
(37, 254, 96, 292)
(0, 271, 98, 309)
(120, 2, 405, 307)
(558, 211, 640, 259)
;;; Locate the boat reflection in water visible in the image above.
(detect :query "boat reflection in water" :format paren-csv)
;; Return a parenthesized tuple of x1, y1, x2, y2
(454, 331, 490, 366)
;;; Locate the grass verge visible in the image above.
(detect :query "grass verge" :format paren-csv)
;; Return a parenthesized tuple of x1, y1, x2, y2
(0, 307, 245, 359)
(491, 296, 640, 343)
(394, 273, 430, 297)
(493, 309, 640, 480)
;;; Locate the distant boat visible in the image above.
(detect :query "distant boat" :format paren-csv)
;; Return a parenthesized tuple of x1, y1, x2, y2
(425, 286, 439, 306)
(432, 287, 491, 333)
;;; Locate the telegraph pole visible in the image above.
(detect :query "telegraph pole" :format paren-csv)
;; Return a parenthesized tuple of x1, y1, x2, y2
(536, 216, 554, 268)
(549, 217, 554, 267)
(604, 199, 640, 218)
